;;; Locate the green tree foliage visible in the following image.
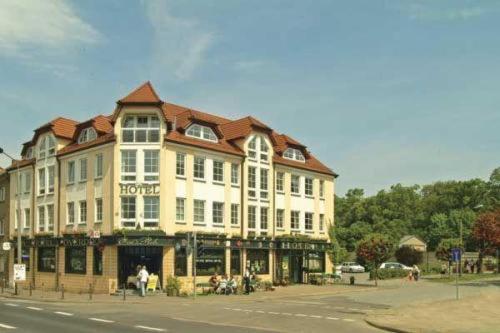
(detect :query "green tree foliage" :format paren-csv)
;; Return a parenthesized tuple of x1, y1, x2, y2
(395, 246, 423, 266)
(435, 238, 461, 262)
(356, 234, 394, 286)
(472, 210, 500, 273)
(327, 227, 348, 266)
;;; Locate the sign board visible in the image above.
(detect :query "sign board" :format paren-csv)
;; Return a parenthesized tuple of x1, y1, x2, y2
(146, 274, 160, 291)
(13, 264, 26, 281)
(88, 230, 101, 239)
(2, 242, 11, 251)
(451, 248, 461, 262)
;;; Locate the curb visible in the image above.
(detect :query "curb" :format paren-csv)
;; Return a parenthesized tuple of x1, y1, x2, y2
(364, 319, 412, 333)
(0, 293, 148, 304)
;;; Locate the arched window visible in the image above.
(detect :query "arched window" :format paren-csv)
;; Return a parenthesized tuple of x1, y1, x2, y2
(283, 148, 305, 162)
(38, 137, 47, 159)
(47, 136, 56, 156)
(247, 136, 270, 162)
(78, 128, 97, 144)
(186, 124, 218, 142)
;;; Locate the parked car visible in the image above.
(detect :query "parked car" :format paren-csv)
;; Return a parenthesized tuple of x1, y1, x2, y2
(337, 262, 365, 273)
(379, 262, 412, 271)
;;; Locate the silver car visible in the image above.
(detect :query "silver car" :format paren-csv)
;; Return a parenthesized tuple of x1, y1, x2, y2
(339, 262, 365, 273)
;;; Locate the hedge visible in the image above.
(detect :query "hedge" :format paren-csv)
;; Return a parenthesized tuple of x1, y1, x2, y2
(370, 268, 408, 280)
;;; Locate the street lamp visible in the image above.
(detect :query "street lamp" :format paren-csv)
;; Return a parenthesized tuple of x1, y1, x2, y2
(0, 148, 22, 284)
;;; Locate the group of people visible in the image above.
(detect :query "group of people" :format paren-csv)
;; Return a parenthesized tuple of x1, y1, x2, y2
(408, 264, 420, 281)
(209, 273, 238, 295)
(464, 259, 480, 274)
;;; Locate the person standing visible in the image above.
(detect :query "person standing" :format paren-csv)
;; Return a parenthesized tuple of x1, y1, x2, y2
(243, 267, 250, 295)
(412, 265, 420, 281)
(138, 265, 149, 297)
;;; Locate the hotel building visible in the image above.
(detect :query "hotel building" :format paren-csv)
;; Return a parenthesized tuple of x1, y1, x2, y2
(3, 82, 337, 293)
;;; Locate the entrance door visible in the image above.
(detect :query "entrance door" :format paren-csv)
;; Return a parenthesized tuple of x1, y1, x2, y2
(290, 252, 304, 283)
(118, 246, 163, 287)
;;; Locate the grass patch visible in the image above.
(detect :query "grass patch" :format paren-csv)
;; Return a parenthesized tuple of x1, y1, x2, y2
(424, 273, 498, 283)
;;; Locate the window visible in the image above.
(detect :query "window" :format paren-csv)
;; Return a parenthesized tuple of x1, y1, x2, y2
(231, 204, 239, 225)
(193, 200, 205, 224)
(121, 197, 136, 227)
(175, 246, 187, 276)
(260, 207, 268, 230)
(260, 138, 269, 161)
(291, 175, 300, 194)
(176, 198, 185, 222)
(248, 166, 256, 198)
(246, 250, 269, 274)
(78, 128, 97, 144)
(176, 153, 185, 176)
(47, 204, 54, 231)
(67, 202, 75, 225)
(0, 187, 4, 201)
(122, 115, 160, 143)
(67, 161, 75, 184)
(95, 153, 103, 179)
(48, 166, 55, 193)
(38, 168, 46, 195)
(260, 169, 268, 199)
(248, 205, 256, 229)
(26, 147, 33, 159)
(307, 252, 325, 273)
(276, 209, 284, 229)
(95, 198, 103, 223)
(144, 150, 159, 182)
(121, 150, 136, 182)
(47, 136, 56, 156)
(79, 201, 87, 224)
(283, 148, 305, 162)
(38, 206, 45, 232)
(14, 248, 30, 271)
(186, 124, 218, 142)
(38, 248, 56, 272)
(93, 246, 103, 275)
(305, 212, 313, 231)
(213, 160, 224, 182)
(23, 172, 31, 193)
(79, 158, 87, 182)
(231, 164, 239, 185)
(319, 214, 325, 232)
(65, 247, 86, 274)
(193, 156, 205, 180)
(212, 202, 224, 225)
(305, 178, 313, 196)
(276, 172, 284, 192)
(143, 196, 159, 227)
(291, 210, 300, 230)
(196, 249, 225, 276)
(24, 208, 30, 229)
(231, 250, 241, 275)
(320, 180, 324, 198)
(248, 137, 257, 159)
(38, 137, 47, 159)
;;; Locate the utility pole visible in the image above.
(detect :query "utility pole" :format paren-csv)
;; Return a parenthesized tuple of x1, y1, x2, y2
(459, 219, 463, 277)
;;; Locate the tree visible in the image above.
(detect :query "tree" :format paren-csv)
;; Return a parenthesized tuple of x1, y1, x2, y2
(395, 246, 423, 267)
(435, 238, 461, 274)
(472, 210, 500, 273)
(328, 228, 348, 265)
(356, 234, 394, 286)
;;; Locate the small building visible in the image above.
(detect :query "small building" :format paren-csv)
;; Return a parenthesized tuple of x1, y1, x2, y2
(399, 235, 427, 252)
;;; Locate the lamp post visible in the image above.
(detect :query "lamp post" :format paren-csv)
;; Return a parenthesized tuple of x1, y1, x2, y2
(0, 148, 22, 283)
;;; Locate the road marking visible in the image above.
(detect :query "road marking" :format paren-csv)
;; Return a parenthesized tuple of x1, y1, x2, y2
(134, 325, 166, 332)
(5, 303, 19, 307)
(26, 306, 43, 311)
(54, 311, 73, 316)
(281, 313, 292, 316)
(0, 323, 16, 329)
(349, 308, 361, 311)
(223, 307, 231, 310)
(232, 308, 241, 311)
(343, 318, 355, 322)
(326, 317, 339, 320)
(256, 310, 265, 314)
(242, 309, 253, 312)
(89, 318, 114, 323)
(294, 313, 307, 317)
(268, 311, 279, 315)
(334, 306, 344, 309)
(309, 315, 322, 319)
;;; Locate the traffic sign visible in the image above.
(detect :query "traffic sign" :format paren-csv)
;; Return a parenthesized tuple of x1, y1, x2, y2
(13, 264, 26, 281)
(451, 248, 461, 262)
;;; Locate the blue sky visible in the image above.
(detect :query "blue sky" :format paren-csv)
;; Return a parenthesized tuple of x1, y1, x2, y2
(0, 0, 499, 195)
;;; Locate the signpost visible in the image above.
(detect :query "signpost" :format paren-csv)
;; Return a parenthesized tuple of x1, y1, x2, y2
(451, 248, 461, 300)
(13, 264, 26, 282)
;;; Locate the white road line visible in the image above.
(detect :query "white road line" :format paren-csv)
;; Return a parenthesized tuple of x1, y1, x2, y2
(242, 309, 253, 312)
(26, 306, 43, 311)
(327, 317, 339, 320)
(89, 318, 115, 323)
(281, 313, 292, 316)
(5, 303, 19, 307)
(223, 307, 231, 310)
(343, 318, 355, 322)
(134, 325, 166, 332)
(294, 314, 307, 317)
(268, 311, 279, 315)
(309, 315, 322, 319)
(255, 310, 265, 314)
(349, 308, 360, 311)
(232, 308, 242, 311)
(54, 311, 73, 316)
(0, 323, 16, 329)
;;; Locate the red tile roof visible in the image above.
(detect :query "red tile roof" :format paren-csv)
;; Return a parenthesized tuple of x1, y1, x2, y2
(58, 133, 116, 157)
(118, 81, 162, 104)
(165, 131, 244, 156)
(6, 158, 35, 171)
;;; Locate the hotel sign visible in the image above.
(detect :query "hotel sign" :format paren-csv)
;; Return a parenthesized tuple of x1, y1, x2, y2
(278, 241, 328, 251)
(120, 183, 159, 195)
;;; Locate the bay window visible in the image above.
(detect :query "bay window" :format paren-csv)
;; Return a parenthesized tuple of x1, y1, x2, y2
(143, 196, 159, 227)
(121, 196, 136, 227)
(144, 150, 159, 182)
(122, 115, 160, 143)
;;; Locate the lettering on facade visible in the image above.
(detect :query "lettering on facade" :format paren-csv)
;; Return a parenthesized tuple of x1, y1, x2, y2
(120, 183, 159, 195)
(118, 237, 163, 246)
(279, 242, 327, 251)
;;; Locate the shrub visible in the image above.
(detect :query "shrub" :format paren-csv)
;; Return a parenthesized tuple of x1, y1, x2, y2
(395, 246, 423, 266)
(370, 268, 408, 280)
(166, 276, 181, 296)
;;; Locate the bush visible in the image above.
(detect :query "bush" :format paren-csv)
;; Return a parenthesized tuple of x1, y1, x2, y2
(370, 268, 408, 280)
(165, 276, 181, 296)
(395, 246, 423, 266)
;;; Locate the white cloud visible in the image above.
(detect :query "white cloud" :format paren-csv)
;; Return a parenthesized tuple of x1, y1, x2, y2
(393, 1, 499, 22)
(0, 0, 101, 55)
(143, 0, 215, 80)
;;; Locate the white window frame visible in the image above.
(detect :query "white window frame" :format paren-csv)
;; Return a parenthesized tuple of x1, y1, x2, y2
(291, 210, 300, 230)
(231, 204, 239, 225)
(47, 166, 55, 194)
(283, 148, 305, 162)
(38, 137, 47, 159)
(213, 160, 224, 183)
(260, 207, 268, 231)
(67, 161, 75, 184)
(212, 202, 224, 225)
(319, 214, 325, 232)
(248, 137, 257, 159)
(121, 150, 137, 182)
(176, 152, 185, 177)
(248, 205, 256, 230)
(248, 166, 256, 198)
(260, 168, 268, 199)
(193, 199, 205, 224)
(38, 168, 46, 195)
(121, 196, 136, 228)
(144, 150, 160, 182)
(122, 115, 160, 143)
(176, 198, 185, 222)
(78, 127, 97, 144)
(95, 198, 103, 223)
(95, 153, 103, 179)
(47, 204, 54, 231)
(259, 137, 269, 162)
(47, 136, 56, 156)
(305, 178, 313, 197)
(276, 209, 284, 229)
(79, 158, 87, 182)
(305, 212, 313, 231)
(231, 163, 239, 185)
(193, 156, 205, 180)
(319, 180, 325, 198)
(79, 200, 87, 224)
(67, 202, 75, 225)
(186, 124, 218, 142)
(23, 172, 31, 193)
(276, 172, 284, 192)
(38, 206, 45, 232)
(143, 196, 159, 228)
(291, 175, 300, 194)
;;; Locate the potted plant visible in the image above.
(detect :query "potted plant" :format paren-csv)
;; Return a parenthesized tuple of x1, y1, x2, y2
(165, 276, 181, 296)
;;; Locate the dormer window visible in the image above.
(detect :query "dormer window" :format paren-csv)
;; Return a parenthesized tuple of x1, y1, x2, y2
(247, 136, 269, 162)
(25, 147, 33, 159)
(186, 124, 218, 142)
(260, 138, 269, 162)
(47, 136, 56, 156)
(38, 137, 47, 159)
(283, 148, 305, 162)
(78, 128, 97, 144)
(122, 115, 160, 143)
(248, 137, 257, 159)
